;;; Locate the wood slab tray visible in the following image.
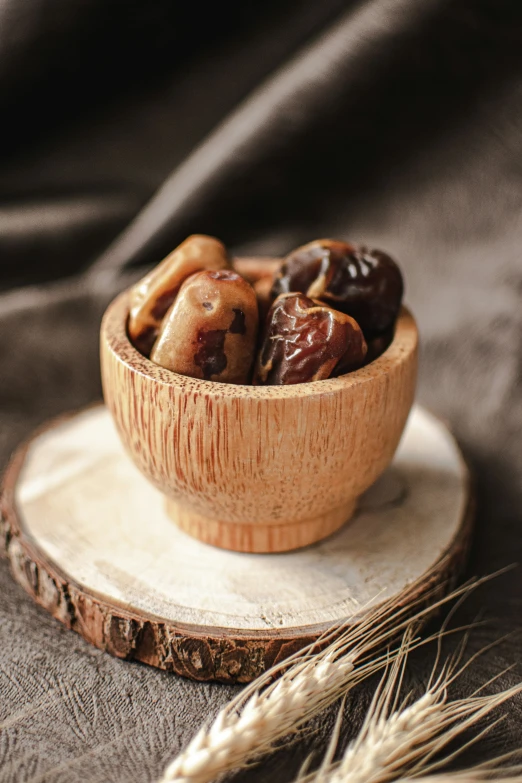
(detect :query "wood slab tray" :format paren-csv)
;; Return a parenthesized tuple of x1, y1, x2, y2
(0, 404, 472, 683)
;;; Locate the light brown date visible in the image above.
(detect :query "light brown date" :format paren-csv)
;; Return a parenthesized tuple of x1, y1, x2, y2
(150, 269, 259, 383)
(254, 293, 367, 385)
(128, 234, 230, 355)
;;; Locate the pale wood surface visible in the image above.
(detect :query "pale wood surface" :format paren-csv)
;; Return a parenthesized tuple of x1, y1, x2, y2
(101, 291, 418, 552)
(1, 403, 471, 681)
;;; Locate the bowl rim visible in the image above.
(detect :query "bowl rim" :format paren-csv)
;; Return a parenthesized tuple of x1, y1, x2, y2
(101, 290, 418, 401)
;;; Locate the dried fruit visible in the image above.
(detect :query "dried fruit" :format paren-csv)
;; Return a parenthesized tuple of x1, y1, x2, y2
(150, 269, 259, 384)
(254, 293, 367, 385)
(271, 239, 403, 336)
(365, 329, 394, 365)
(128, 234, 230, 355)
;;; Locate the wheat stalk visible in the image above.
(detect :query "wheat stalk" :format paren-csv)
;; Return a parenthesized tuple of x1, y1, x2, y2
(296, 630, 522, 783)
(399, 773, 522, 782)
(160, 576, 495, 783)
(401, 777, 522, 782)
(161, 635, 392, 783)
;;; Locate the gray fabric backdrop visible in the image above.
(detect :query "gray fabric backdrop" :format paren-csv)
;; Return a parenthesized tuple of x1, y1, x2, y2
(1, 0, 522, 779)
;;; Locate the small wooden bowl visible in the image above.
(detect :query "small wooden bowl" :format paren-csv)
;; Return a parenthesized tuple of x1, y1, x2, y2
(100, 283, 418, 553)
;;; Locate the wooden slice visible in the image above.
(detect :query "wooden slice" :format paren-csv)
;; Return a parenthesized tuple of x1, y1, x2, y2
(0, 404, 472, 683)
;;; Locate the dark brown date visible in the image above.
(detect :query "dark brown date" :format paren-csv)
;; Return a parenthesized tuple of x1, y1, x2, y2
(365, 329, 394, 365)
(271, 239, 403, 336)
(333, 328, 393, 376)
(150, 269, 258, 383)
(254, 293, 367, 385)
(128, 234, 230, 356)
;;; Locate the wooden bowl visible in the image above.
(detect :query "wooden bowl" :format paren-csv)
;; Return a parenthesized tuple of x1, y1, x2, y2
(100, 285, 418, 553)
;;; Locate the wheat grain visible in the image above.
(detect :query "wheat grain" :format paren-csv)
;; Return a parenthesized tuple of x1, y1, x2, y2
(399, 775, 522, 782)
(160, 576, 496, 783)
(296, 631, 522, 783)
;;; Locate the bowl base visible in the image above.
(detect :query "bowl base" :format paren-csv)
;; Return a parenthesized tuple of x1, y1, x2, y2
(165, 498, 357, 553)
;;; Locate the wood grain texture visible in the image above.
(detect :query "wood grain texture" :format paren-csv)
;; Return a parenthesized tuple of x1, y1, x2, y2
(100, 289, 418, 552)
(0, 405, 472, 683)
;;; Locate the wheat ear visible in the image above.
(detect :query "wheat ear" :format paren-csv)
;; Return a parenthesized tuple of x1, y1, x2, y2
(296, 631, 522, 783)
(160, 575, 495, 783)
(399, 775, 522, 782)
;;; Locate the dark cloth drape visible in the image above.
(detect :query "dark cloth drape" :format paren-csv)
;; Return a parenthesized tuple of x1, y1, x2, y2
(1, 1, 522, 779)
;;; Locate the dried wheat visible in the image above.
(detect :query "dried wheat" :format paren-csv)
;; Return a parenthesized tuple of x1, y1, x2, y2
(160, 577, 493, 783)
(399, 775, 522, 782)
(296, 631, 522, 783)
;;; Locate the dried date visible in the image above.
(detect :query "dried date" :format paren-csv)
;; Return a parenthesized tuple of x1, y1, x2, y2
(271, 239, 403, 336)
(365, 329, 394, 365)
(150, 269, 259, 383)
(128, 234, 230, 355)
(254, 293, 367, 385)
